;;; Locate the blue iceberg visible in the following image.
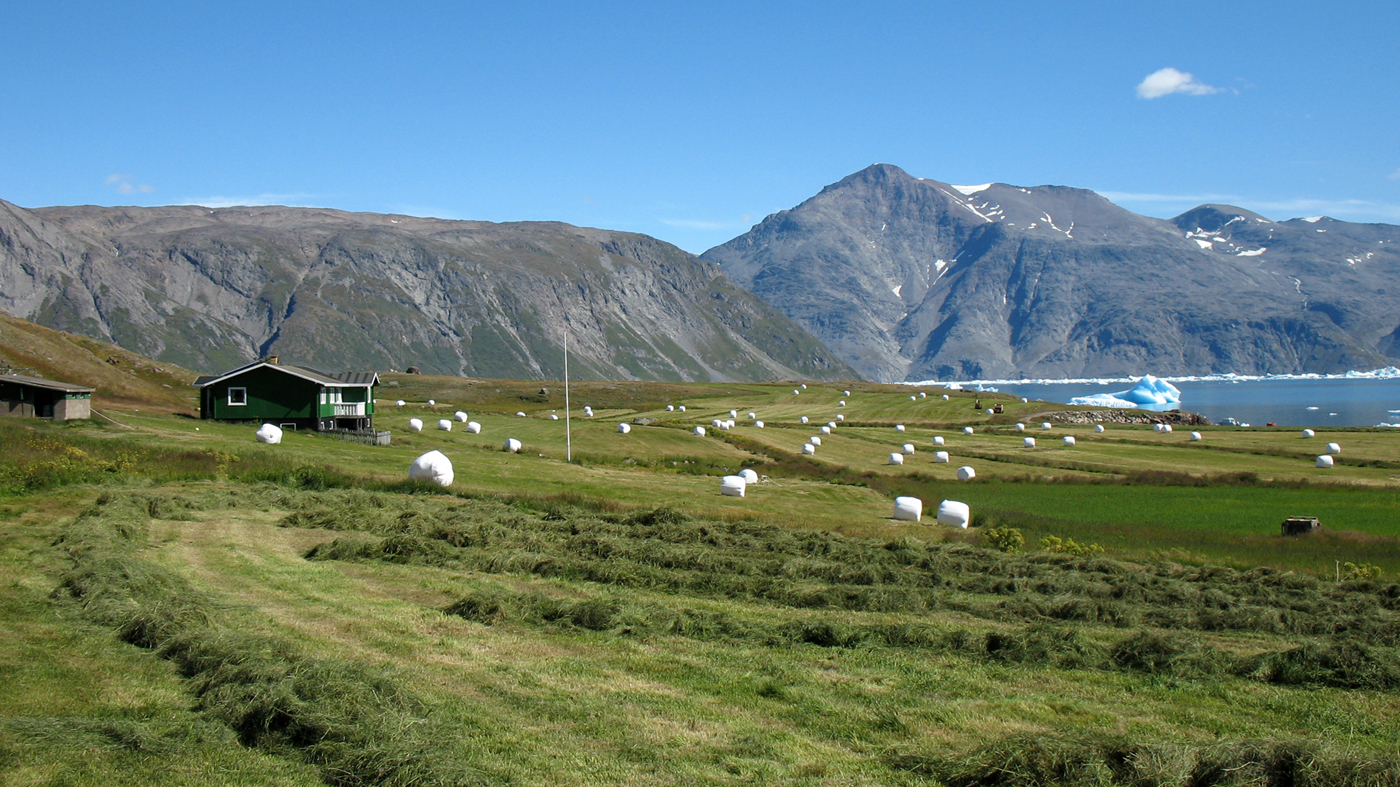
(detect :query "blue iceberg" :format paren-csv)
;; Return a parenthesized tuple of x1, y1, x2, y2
(1071, 375, 1182, 410)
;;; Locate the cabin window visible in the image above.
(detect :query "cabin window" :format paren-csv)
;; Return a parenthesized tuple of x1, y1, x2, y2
(228, 387, 247, 406)
(320, 391, 328, 404)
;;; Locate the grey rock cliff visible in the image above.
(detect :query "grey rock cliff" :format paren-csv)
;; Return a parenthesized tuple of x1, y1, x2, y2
(0, 201, 856, 381)
(703, 164, 1400, 381)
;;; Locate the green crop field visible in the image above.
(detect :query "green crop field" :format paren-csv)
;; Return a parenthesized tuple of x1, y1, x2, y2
(3, 375, 1399, 786)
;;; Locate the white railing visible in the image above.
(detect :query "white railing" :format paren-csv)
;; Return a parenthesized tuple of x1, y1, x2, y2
(332, 402, 366, 416)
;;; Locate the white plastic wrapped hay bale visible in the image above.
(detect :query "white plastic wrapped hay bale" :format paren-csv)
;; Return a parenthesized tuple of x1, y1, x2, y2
(942, 394, 950, 400)
(617, 423, 631, 434)
(895, 424, 905, 432)
(910, 395, 917, 402)
(902, 443, 915, 455)
(504, 438, 522, 453)
(1302, 428, 1315, 438)
(1327, 442, 1341, 455)
(720, 475, 746, 497)
(1163, 424, 1173, 433)
(793, 389, 800, 395)
(408, 418, 423, 432)
(920, 392, 927, 398)
(1023, 437, 1036, 448)
(956, 466, 976, 480)
(1022, 398, 1028, 403)
(516, 411, 527, 418)
(892, 496, 922, 522)
(1094, 424, 1105, 433)
(1189, 431, 1202, 441)
(1041, 422, 1053, 431)
(466, 421, 482, 434)
(428, 399, 435, 405)
(1315, 455, 1334, 468)
(712, 419, 722, 428)
(754, 421, 764, 428)
(1152, 424, 1163, 433)
(255, 423, 282, 444)
(828, 421, 838, 429)
(800, 416, 809, 424)
(666, 405, 674, 412)
(844, 390, 851, 396)
(801, 384, 807, 390)
(802, 443, 815, 455)
(729, 410, 738, 418)
(936, 499, 970, 528)
(454, 411, 469, 422)
(408, 450, 454, 487)
(1062, 436, 1076, 447)
(550, 414, 559, 420)
(820, 425, 831, 435)
(934, 450, 950, 463)
(437, 419, 452, 431)
(739, 468, 759, 484)
(963, 426, 974, 435)
(888, 452, 904, 465)
(838, 400, 846, 407)
(693, 426, 706, 436)
(396, 400, 405, 407)
(932, 435, 945, 446)
(836, 414, 845, 421)
(748, 412, 756, 419)
(810, 436, 822, 445)
(1015, 423, 1025, 431)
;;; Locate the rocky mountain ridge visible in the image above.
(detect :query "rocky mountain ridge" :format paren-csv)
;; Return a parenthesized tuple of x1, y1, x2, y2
(0, 201, 855, 381)
(703, 164, 1400, 381)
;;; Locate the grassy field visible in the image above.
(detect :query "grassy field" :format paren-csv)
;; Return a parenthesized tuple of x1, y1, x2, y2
(3, 369, 1400, 785)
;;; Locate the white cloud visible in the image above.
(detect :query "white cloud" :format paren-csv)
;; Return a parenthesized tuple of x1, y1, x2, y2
(1136, 68, 1221, 99)
(105, 174, 154, 194)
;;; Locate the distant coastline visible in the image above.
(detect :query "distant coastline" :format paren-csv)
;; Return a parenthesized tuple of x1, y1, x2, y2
(908, 366, 1400, 389)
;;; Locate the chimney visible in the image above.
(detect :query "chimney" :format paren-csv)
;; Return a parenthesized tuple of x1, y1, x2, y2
(266, 355, 279, 365)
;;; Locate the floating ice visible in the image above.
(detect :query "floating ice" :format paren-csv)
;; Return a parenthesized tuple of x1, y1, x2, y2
(255, 423, 282, 444)
(408, 450, 453, 487)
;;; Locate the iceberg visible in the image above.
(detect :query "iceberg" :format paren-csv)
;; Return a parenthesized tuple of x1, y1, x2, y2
(1069, 375, 1182, 409)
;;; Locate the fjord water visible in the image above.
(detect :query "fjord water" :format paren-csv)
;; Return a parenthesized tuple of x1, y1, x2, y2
(1000, 377, 1400, 427)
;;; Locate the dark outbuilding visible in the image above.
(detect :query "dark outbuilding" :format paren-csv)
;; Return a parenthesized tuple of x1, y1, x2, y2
(0, 374, 95, 421)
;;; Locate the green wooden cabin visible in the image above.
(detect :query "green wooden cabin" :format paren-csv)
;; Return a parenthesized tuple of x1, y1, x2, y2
(194, 360, 378, 432)
(0, 374, 94, 421)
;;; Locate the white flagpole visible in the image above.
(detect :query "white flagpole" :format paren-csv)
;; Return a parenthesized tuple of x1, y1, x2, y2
(564, 329, 571, 462)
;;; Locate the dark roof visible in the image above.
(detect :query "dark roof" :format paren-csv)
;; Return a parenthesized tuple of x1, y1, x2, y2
(0, 374, 96, 393)
(193, 362, 378, 388)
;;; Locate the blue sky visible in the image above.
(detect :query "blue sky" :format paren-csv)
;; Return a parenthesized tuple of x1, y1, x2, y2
(3, 1, 1397, 253)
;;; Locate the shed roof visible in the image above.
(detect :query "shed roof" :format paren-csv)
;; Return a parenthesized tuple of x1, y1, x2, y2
(193, 362, 379, 389)
(0, 373, 96, 393)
